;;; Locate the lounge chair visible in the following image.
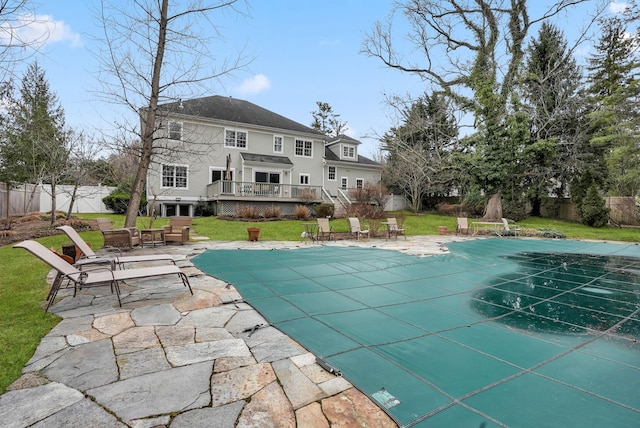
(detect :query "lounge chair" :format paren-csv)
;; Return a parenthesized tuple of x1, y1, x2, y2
(456, 217, 470, 235)
(14, 240, 192, 311)
(386, 218, 406, 240)
(348, 217, 369, 240)
(96, 218, 141, 249)
(163, 216, 191, 244)
(57, 226, 175, 269)
(316, 218, 333, 241)
(498, 218, 520, 237)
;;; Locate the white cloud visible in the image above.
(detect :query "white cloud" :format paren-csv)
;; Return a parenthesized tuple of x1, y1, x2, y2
(609, 1, 629, 14)
(0, 14, 81, 49)
(237, 74, 271, 95)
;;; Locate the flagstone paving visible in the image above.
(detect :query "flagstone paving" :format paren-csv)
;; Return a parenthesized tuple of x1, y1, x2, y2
(1, 235, 464, 427)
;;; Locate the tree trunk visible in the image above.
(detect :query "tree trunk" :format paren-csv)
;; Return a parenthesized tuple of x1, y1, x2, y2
(50, 181, 57, 226)
(483, 192, 503, 221)
(124, 0, 168, 228)
(66, 183, 78, 220)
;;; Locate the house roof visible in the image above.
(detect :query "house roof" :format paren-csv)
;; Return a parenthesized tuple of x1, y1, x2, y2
(241, 153, 294, 166)
(325, 134, 361, 146)
(159, 96, 323, 137)
(324, 147, 381, 167)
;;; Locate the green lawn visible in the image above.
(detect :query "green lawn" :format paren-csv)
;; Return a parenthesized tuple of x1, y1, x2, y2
(1, 212, 637, 394)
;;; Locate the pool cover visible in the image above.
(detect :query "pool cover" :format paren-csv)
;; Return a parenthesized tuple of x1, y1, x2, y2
(192, 239, 640, 427)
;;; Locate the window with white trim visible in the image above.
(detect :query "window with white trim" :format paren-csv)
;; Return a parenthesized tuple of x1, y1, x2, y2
(168, 121, 183, 140)
(162, 164, 188, 188)
(225, 129, 247, 148)
(341, 177, 348, 189)
(299, 174, 310, 185)
(342, 145, 355, 159)
(273, 135, 283, 153)
(328, 166, 336, 181)
(356, 178, 364, 189)
(295, 139, 313, 157)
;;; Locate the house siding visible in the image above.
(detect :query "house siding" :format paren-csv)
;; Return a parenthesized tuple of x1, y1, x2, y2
(145, 96, 382, 217)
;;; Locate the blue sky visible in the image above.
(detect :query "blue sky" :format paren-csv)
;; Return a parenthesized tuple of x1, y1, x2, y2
(6, 1, 629, 157)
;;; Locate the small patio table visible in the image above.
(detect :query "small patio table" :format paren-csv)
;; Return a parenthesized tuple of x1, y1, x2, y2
(301, 223, 318, 243)
(141, 228, 166, 247)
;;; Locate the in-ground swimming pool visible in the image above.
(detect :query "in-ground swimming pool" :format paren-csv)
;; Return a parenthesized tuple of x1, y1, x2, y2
(193, 238, 640, 427)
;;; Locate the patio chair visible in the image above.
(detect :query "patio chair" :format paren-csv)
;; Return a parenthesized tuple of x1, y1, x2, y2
(163, 216, 191, 244)
(386, 217, 406, 240)
(96, 218, 141, 249)
(348, 217, 369, 240)
(14, 240, 192, 311)
(498, 218, 520, 237)
(57, 226, 175, 269)
(456, 217, 470, 235)
(316, 218, 333, 241)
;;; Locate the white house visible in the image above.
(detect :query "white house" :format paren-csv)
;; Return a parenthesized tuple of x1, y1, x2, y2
(145, 96, 383, 217)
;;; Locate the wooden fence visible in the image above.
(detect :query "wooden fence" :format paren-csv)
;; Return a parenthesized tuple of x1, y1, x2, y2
(0, 183, 40, 220)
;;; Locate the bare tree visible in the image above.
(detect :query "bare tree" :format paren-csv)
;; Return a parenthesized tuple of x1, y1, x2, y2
(93, 0, 249, 227)
(0, 0, 48, 83)
(63, 132, 105, 219)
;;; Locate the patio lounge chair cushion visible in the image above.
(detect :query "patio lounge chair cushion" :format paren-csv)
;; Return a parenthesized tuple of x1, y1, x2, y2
(163, 216, 191, 244)
(14, 240, 192, 310)
(96, 218, 141, 249)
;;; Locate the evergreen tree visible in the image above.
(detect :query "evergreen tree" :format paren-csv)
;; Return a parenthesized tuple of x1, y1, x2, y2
(586, 16, 640, 196)
(521, 23, 588, 214)
(6, 61, 70, 224)
(310, 101, 347, 136)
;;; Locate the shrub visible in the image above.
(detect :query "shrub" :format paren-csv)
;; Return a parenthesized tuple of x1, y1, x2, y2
(579, 185, 609, 227)
(314, 203, 334, 218)
(461, 190, 486, 216)
(297, 189, 317, 204)
(263, 205, 282, 218)
(194, 201, 215, 217)
(102, 188, 146, 214)
(536, 228, 566, 239)
(349, 182, 390, 206)
(235, 204, 260, 219)
(294, 204, 310, 219)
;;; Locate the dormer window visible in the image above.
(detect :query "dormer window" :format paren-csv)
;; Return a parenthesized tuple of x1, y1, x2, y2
(343, 145, 355, 159)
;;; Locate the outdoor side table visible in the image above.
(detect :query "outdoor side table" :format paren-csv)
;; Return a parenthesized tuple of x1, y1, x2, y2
(141, 228, 166, 247)
(301, 223, 318, 243)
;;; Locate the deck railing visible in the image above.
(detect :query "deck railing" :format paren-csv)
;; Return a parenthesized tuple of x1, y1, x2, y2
(207, 180, 322, 200)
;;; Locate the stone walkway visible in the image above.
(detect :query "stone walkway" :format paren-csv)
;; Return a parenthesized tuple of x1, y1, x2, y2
(1, 235, 468, 427)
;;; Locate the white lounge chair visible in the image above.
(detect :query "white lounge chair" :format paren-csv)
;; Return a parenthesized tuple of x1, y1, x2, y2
(348, 217, 369, 240)
(386, 218, 406, 240)
(498, 218, 520, 237)
(57, 225, 175, 269)
(317, 218, 334, 241)
(456, 217, 470, 235)
(14, 240, 192, 310)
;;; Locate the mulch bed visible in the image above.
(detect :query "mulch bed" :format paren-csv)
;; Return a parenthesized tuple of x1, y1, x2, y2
(0, 214, 95, 247)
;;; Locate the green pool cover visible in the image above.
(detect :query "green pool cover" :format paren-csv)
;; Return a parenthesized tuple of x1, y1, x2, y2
(192, 239, 640, 427)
